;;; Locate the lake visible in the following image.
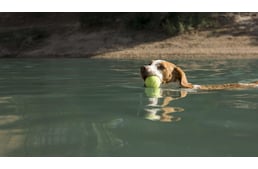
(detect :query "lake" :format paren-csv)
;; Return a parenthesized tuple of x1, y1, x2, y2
(0, 58, 258, 156)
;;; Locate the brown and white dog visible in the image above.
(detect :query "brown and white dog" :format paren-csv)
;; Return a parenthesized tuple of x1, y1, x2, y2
(140, 60, 258, 90)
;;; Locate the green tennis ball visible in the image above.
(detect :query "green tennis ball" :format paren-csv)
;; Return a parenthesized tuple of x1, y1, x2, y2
(144, 76, 161, 88)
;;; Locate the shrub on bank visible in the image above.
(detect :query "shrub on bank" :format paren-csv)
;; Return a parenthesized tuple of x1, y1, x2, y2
(79, 13, 219, 35)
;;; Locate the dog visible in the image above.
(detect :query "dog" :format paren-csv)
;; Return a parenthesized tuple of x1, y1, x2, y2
(140, 60, 258, 90)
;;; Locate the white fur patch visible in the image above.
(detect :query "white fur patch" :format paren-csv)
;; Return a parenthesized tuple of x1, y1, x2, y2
(193, 85, 201, 89)
(145, 60, 164, 81)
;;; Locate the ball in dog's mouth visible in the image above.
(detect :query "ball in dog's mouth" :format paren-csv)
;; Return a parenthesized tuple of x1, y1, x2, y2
(144, 76, 161, 88)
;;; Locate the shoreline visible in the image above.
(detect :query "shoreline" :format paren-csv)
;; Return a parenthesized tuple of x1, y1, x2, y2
(93, 31, 258, 60)
(2, 29, 258, 60)
(1, 16, 258, 60)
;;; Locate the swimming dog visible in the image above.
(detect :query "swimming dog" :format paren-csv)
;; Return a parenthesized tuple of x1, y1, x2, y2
(140, 60, 258, 90)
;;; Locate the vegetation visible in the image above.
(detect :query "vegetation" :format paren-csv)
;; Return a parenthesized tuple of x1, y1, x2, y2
(79, 13, 220, 35)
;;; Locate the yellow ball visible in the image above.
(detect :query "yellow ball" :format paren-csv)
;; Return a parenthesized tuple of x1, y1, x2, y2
(144, 76, 161, 88)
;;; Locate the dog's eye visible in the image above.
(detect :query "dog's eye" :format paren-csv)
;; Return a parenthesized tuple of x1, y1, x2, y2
(158, 64, 165, 70)
(148, 61, 153, 65)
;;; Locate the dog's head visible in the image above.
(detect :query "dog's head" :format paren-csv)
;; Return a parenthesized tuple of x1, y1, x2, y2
(140, 60, 193, 88)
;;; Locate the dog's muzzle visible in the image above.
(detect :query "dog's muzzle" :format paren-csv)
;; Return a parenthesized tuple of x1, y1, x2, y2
(141, 65, 160, 81)
(140, 66, 150, 80)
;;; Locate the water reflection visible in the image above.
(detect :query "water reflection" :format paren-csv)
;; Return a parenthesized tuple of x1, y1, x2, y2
(22, 118, 125, 157)
(143, 88, 187, 122)
(91, 119, 125, 156)
(0, 95, 126, 156)
(0, 96, 25, 156)
(232, 100, 258, 109)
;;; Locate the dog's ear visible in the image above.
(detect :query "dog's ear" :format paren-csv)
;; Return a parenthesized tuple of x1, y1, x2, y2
(173, 67, 193, 88)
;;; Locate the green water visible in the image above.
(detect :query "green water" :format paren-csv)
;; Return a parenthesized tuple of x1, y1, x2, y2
(0, 58, 258, 156)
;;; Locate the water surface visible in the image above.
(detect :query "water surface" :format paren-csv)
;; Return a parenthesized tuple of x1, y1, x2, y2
(0, 58, 258, 156)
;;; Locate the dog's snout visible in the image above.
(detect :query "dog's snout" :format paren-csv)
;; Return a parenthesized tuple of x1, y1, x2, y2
(141, 66, 152, 74)
(140, 66, 149, 80)
(141, 66, 147, 72)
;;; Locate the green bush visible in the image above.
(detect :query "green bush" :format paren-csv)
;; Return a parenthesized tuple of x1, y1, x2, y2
(161, 19, 177, 35)
(160, 13, 216, 35)
(79, 13, 217, 35)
